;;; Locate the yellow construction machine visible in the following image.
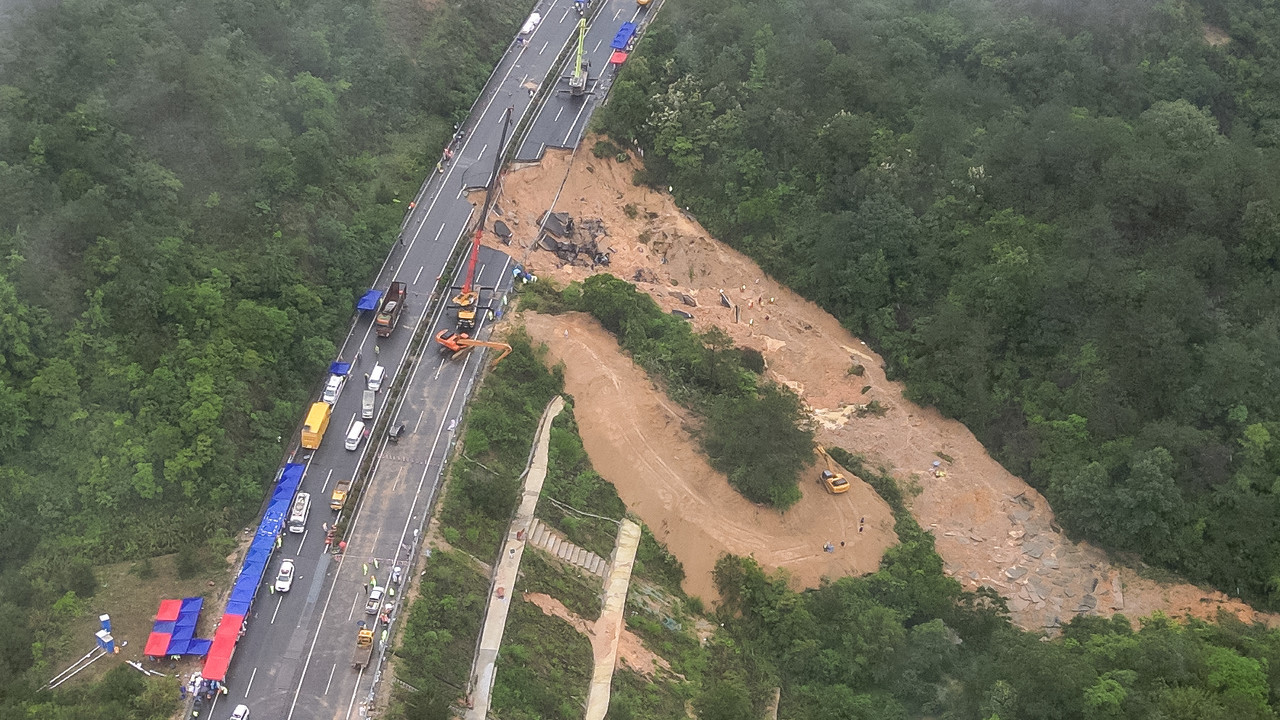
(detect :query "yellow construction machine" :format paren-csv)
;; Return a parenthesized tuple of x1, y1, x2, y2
(816, 446, 851, 494)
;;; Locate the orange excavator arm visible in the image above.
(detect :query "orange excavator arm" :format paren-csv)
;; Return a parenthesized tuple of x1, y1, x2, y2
(452, 339, 512, 365)
(433, 329, 511, 365)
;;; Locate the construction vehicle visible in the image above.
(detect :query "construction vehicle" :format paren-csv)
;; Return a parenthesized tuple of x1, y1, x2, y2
(375, 281, 407, 338)
(817, 446, 851, 494)
(301, 402, 332, 449)
(566, 19, 590, 97)
(351, 624, 374, 670)
(448, 107, 513, 331)
(330, 478, 352, 511)
(434, 329, 512, 365)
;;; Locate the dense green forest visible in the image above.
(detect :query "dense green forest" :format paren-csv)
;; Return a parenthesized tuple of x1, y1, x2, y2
(598, 0, 1280, 607)
(0, 0, 525, 711)
(709, 453, 1280, 720)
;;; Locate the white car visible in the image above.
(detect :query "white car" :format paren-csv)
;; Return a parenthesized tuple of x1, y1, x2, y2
(322, 374, 346, 404)
(365, 586, 385, 614)
(274, 559, 295, 593)
(230, 705, 251, 720)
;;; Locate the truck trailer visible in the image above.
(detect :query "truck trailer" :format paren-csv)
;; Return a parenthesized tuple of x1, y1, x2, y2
(375, 282, 407, 338)
(301, 402, 332, 449)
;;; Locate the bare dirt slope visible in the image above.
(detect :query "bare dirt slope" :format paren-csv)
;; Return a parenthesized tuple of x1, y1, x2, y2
(492, 142, 1273, 630)
(522, 312, 896, 602)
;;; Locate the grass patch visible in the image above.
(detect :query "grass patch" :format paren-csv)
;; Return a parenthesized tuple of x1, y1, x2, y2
(439, 329, 563, 560)
(537, 404, 628, 560)
(51, 552, 227, 686)
(607, 669, 691, 720)
(491, 598, 593, 720)
(519, 550, 601, 622)
(393, 550, 489, 703)
(633, 525, 686, 598)
(625, 597, 707, 681)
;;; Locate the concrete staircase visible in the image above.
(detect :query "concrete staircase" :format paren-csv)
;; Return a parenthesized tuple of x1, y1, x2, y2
(527, 518, 608, 577)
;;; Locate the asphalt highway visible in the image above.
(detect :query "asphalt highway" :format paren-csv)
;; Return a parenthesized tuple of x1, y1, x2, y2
(514, 0, 656, 162)
(200, 0, 587, 715)
(199, 0, 668, 715)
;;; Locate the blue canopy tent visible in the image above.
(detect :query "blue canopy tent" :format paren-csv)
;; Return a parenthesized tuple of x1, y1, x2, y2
(329, 362, 351, 377)
(357, 290, 383, 312)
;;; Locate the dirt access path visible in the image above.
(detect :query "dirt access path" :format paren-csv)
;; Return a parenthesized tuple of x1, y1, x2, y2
(490, 141, 1273, 630)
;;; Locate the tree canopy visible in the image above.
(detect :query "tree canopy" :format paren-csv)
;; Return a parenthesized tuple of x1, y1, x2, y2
(597, 0, 1280, 610)
(0, 0, 525, 710)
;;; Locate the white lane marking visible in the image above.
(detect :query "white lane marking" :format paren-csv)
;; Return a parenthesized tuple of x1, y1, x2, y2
(563, 99, 591, 144)
(270, 596, 284, 624)
(283, 235, 513, 720)
(324, 663, 337, 696)
(244, 667, 257, 698)
(346, 592, 360, 622)
(298, 529, 309, 555)
(555, 106, 564, 122)
(413, 266, 424, 284)
(594, 39, 602, 52)
(414, 410, 425, 433)
(612, 8, 621, 19)
(401, 10, 555, 249)
(346, 667, 364, 719)
(540, 40, 549, 54)
(432, 223, 447, 244)
(560, 7, 570, 21)
(321, 469, 334, 493)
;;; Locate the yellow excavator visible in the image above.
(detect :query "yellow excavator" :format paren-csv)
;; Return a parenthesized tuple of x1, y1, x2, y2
(434, 329, 512, 365)
(816, 446, 851, 494)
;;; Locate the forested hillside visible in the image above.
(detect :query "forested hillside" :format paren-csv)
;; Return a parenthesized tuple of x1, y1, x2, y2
(0, 0, 525, 711)
(597, 0, 1280, 608)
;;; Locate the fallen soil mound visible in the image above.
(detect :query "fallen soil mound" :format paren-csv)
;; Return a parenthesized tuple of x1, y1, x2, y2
(521, 312, 897, 602)
(493, 141, 1274, 631)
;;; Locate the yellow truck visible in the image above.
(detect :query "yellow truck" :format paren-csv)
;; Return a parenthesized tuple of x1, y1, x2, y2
(301, 402, 332, 449)
(331, 478, 352, 511)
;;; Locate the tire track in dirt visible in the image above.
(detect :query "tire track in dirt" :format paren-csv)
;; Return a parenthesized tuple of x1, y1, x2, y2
(522, 312, 896, 602)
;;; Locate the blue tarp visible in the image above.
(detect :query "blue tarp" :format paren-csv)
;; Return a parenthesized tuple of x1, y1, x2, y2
(329, 362, 351, 376)
(611, 22, 636, 50)
(225, 463, 304, 615)
(357, 289, 383, 312)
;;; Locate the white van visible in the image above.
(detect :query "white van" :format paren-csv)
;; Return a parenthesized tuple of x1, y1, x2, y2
(345, 421, 366, 451)
(361, 390, 376, 420)
(322, 374, 346, 404)
(288, 493, 311, 533)
(368, 364, 385, 392)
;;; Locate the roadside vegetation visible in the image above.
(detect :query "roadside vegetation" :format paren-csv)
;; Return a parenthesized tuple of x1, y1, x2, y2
(390, 550, 489, 720)
(490, 599, 594, 720)
(0, 0, 528, 711)
(596, 0, 1280, 611)
(438, 330, 563, 560)
(699, 453, 1280, 720)
(526, 274, 813, 508)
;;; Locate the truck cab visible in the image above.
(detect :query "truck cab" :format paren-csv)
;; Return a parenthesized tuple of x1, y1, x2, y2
(331, 479, 352, 511)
